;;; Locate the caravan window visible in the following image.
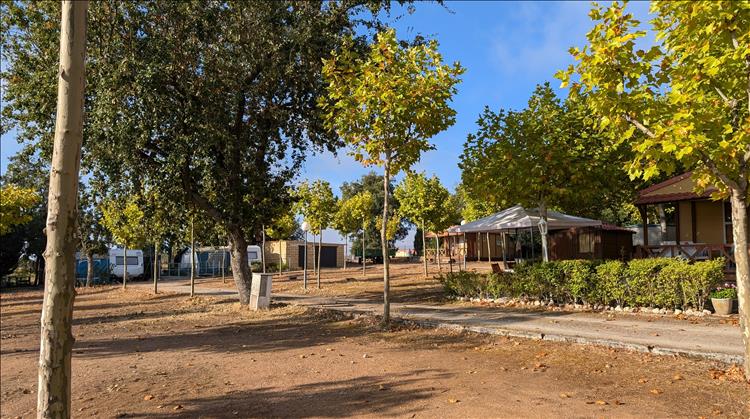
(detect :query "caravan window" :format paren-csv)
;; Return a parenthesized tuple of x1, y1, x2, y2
(115, 256, 139, 266)
(248, 251, 259, 260)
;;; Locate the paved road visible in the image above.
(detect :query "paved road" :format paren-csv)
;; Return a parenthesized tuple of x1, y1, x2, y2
(137, 278, 745, 365)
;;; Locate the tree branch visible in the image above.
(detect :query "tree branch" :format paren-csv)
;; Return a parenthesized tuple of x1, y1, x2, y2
(623, 114, 656, 138)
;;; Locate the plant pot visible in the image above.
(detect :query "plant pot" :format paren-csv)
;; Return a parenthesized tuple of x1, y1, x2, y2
(711, 298, 733, 315)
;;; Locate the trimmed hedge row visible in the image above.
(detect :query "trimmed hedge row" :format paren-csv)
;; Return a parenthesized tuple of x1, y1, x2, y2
(438, 258, 726, 311)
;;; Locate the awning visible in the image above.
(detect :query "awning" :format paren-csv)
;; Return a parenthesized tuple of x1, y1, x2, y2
(454, 204, 602, 233)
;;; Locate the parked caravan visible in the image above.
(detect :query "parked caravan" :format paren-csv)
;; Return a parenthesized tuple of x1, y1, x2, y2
(109, 248, 144, 279)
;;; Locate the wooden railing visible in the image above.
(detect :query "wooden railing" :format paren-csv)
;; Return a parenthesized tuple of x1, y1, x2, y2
(633, 244, 735, 265)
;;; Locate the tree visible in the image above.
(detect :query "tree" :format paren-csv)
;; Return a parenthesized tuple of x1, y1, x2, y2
(76, 182, 109, 287)
(322, 28, 463, 321)
(422, 176, 457, 272)
(2, 1, 408, 307)
(294, 180, 336, 288)
(558, 0, 750, 378)
(100, 197, 146, 289)
(333, 197, 361, 270)
(341, 172, 407, 259)
(0, 184, 40, 235)
(395, 172, 449, 277)
(339, 191, 375, 277)
(34, 2, 88, 417)
(460, 84, 640, 261)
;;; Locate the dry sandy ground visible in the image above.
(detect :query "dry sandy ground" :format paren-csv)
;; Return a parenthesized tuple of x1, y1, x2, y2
(1, 284, 749, 419)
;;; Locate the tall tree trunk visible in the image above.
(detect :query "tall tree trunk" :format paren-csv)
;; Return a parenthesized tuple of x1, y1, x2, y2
(381, 158, 391, 323)
(190, 215, 195, 297)
(85, 252, 94, 287)
(729, 188, 750, 379)
(317, 232, 322, 288)
(539, 198, 549, 262)
(123, 245, 128, 289)
(222, 246, 226, 283)
(362, 222, 366, 277)
(421, 219, 428, 278)
(435, 235, 441, 272)
(344, 235, 348, 270)
(37, 2, 88, 417)
(261, 225, 266, 274)
(153, 242, 158, 294)
(228, 228, 252, 305)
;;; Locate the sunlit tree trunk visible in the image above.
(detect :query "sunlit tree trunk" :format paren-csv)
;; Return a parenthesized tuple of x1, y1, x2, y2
(435, 235, 441, 272)
(539, 198, 549, 262)
(729, 188, 750, 379)
(421, 219, 428, 278)
(317, 231, 322, 288)
(123, 245, 128, 289)
(228, 228, 252, 305)
(153, 242, 158, 294)
(85, 252, 94, 287)
(344, 234, 348, 270)
(37, 2, 88, 417)
(382, 157, 391, 322)
(190, 214, 195, 297)
(362, 221, 366, 277)
(261, 224, 266, 274)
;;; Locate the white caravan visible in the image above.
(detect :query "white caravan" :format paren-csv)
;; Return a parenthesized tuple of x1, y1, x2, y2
(109, 248, 144, 279)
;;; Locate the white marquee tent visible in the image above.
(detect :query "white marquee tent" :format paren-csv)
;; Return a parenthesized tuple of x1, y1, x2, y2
(453, 205, 602, 234)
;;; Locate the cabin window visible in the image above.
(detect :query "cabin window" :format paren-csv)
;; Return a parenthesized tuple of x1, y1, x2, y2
(724, 201, 733, 244)
(578, 231, 594, 254)
(115, 256, 139, 266)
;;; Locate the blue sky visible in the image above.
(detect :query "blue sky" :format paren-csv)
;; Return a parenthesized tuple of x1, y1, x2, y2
(0, 1, 651, 247)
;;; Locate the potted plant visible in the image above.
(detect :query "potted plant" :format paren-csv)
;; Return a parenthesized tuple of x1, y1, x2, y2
(710, 284, 737, 315)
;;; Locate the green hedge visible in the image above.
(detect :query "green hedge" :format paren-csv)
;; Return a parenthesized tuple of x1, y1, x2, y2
(438, 257, 726, 311)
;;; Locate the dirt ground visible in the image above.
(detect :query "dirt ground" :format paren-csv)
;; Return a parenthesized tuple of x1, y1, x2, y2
(1, 282, 749, 418)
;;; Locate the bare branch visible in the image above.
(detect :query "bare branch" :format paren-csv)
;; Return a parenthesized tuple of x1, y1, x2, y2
(713, 86, 736, 107)
(623, 114, 656, 138)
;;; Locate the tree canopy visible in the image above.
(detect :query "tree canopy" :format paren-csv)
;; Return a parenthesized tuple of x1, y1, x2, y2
(0, 184, 40, 236)
(558, 0, 750, 378)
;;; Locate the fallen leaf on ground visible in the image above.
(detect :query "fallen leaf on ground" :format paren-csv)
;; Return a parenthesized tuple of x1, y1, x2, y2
(672, 374, 683, 381)
(559, 393, 570, 398)
(448, 399, 460, 404)
(143, 394, 154, 401)
(649, 389, 663, 395)
(595, 400, 608, 405)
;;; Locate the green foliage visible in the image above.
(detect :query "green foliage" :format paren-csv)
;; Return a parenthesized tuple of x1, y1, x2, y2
(0, 184, 40, 235)
(294, 180, 337, 235)
(594, 260, 627, 307)
(100, 198, 147, 249)
(341, 173, 403, 252)
(558, 1, 749, 200)
(459, 84, 639, 222)
(333, 191, 374, 238)
(439, 258, 725, 311)
(395, 172, 457, 233)
(2, 1, 403, 270)
(711, 287, 738, 300)
(265, 212, 300, 241)
(686, 258, 728, 310)
(321, 28, 464, 174)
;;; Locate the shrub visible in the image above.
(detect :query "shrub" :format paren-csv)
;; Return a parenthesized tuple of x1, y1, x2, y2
(438, 257, 727, 312)
(594, 260, 627, 307)
(653, 259, 689, 309)
(558, 260, 597, 304)
(624, 258, 672, 307)
(684, 258, 725, 310)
